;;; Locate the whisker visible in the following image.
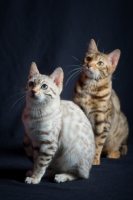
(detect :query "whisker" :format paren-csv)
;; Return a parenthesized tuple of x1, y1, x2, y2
(71, 56, 79, 61)
(13, 86, 25, 90)
(64, 64, 81, 68)
(10, 87, 25, 93)
(70, 70, 82, 82)
(9, 95, 25, 112)
(96, 38, 100, 49)
(112, 75, 119, 80)
(18, 98, 26, 108)
(67, 68, 82, 75)
(6, 92, 26, 102)
(104, 49, 114, 54)
(12, 88, 25, 91)
(65, 69, 82, 85)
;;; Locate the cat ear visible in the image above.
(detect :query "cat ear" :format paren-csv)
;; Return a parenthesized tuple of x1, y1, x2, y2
(28, 62, 39, 79)
(50, 67, 64, 92)
(88, 39, 98, 54)
(107, 49, 121, 72)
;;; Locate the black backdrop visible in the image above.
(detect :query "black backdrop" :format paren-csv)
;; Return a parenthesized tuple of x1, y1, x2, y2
(0, 0, 133, 200)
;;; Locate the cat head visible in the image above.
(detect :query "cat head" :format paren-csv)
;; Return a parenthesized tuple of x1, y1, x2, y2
(82, 39, 121, 81)
(26, 62, 64, 104)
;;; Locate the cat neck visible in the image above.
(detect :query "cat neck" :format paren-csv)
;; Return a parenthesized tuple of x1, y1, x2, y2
(80, 72, 112, 95)
(25, 97, 61, 119)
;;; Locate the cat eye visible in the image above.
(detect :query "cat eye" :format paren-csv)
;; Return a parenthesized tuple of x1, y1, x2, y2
(41, 84, 48, 90)
(86, 57, 92, 62)
(97, 61, 104, 66)
(29, 81, 34, 87)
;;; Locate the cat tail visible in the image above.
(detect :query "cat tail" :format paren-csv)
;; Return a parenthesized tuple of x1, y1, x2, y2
(23, 134, 34, 162)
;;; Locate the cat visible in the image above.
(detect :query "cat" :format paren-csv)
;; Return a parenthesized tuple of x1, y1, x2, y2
(73, 39, 129, 165)
(22, 62, 95, 184)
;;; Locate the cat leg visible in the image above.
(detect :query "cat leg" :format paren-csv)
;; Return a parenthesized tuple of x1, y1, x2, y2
(93, 133, 108, 165)
(93, 117, 110, 165)
(54, 173, 79, 183)
(106, 124, 128, 158)
(25, 142, 57, 184)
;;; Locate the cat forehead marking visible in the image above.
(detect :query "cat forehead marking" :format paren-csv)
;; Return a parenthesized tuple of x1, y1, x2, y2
(93, 52, 103, 58)
(89, 52, 104, 61)
(33, 75, 51, 84)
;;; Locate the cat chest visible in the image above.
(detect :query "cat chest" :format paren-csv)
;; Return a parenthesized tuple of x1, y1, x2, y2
(23, 116, 53, 143)
(79, 95, 108, 119)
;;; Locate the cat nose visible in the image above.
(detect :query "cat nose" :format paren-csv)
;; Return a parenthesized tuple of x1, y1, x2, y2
(87, 64, 92, 68)
(31, 90, 36, 94)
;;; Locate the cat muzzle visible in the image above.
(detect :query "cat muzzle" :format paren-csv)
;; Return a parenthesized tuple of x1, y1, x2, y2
(84, 66, 92, 74)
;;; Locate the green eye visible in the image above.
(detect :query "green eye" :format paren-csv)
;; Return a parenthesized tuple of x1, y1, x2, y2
(29, 81, 34, 87)
(41, 84, 48, 90)
(97, 61, 104, 66)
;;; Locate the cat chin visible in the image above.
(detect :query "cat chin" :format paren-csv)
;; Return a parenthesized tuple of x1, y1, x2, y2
(84, 70, 94, 79)
(26, 95, 45, 104)
(83, 69, 99, 81)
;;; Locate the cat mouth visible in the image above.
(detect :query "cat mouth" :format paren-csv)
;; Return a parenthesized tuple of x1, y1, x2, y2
(83, 66, 93, 75)
(83, 66, 99, 81)
(85, 69, 92, 74)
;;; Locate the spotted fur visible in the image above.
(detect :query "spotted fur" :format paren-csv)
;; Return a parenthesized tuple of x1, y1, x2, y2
(73, 39, 129, 165)
(22, 62, 95, 184)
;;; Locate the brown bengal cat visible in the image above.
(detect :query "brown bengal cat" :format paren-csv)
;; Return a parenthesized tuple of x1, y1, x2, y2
(73, 39, 129, 165)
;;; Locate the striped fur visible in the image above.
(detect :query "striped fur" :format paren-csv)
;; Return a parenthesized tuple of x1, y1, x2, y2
(73, 39, 129, 165)
(22, 62, 95, 184)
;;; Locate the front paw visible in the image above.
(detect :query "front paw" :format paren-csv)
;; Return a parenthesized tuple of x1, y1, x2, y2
(25, 177, 40, 184)
(93, 158, 100, 165)
(54, 174, 66, 183)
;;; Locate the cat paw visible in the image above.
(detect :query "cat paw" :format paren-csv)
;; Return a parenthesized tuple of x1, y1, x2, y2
(26, 170, 33, 177)
(93, 158, 100, 165)
(54, 174, 66, 183)
(25, 177, 40, 184)
(107, 151, 120, 159)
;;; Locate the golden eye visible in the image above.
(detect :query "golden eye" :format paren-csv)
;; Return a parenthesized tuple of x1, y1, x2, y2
(97, 61, 104, 66)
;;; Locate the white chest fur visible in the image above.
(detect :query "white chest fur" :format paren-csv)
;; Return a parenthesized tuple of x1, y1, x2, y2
(22, 106, 62, 147)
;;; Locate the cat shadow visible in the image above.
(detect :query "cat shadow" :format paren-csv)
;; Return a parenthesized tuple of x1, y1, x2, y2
(0, 145, 30, 183)
(0, 146, 55, 183)
(0, 168, 54, 183)
(0, 168, 27, 183)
